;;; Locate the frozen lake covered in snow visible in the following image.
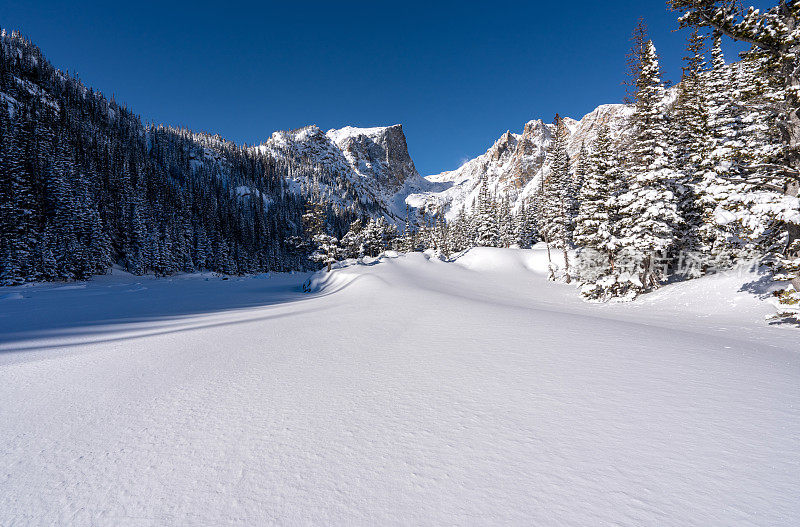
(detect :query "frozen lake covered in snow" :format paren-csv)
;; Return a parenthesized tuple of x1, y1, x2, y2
(1, 248, 798, 525)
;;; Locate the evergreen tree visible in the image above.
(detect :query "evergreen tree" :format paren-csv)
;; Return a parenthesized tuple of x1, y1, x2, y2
(615, 40, 682, 296)
(670, 0, 800, 312)
(539, 114, 573, 282)
(574, 124, 626, 299)
(671, 28, 712, 272)
(310, 233, 342, 272)
(497, 196, 516, 248)
(475, 175, 499, 247)
(340, 218, 364, 259)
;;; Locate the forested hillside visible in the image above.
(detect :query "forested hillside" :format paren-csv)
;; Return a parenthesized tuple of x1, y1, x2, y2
(0, 29, 363, 284)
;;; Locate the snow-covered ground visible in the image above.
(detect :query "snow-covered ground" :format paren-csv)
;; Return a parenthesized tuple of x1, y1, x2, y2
(1, 249, 798, 525)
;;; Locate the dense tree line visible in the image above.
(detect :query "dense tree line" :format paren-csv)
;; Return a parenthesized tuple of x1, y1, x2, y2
(0, 29, 357, 284)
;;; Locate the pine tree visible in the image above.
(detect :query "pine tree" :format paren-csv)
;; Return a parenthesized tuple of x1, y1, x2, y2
(361, 218, 386, 257)
(623, 18, 650, 104)
(447, 206, 472, 253)
(570, 143, 588, 226)
(432, 211, 450, 255)
(670, 0, 800, 311)
(340, 218, 364, 259)
(398, 205, 415, 253)
(693, 31, 744, 267)
(475, 175, 499, 247)
(512, 201, 532, 248)
(539, 114, 573, 282)
(310, 233, 342, 272)
(615, 40, 682, 296)
(671, 28, 712, 274)
(497, 196, 515, 248)
(574, 124, 626, 299)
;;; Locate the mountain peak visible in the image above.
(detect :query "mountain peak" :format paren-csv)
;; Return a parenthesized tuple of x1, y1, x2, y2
(326, 124, 403, 145)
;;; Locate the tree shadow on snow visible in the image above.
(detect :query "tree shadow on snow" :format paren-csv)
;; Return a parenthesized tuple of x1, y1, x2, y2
(0, 273, 326, 357)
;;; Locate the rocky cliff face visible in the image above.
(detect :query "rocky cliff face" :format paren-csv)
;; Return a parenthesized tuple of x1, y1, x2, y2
(407, 103, 634, 218)
(328, 124, 420, 190)
(254, 124, 431, 221)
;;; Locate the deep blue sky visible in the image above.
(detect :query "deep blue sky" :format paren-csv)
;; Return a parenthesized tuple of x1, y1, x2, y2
(1, 1, 751, 175)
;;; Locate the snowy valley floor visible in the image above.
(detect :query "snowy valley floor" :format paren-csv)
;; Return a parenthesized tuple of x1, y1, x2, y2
(1, 248, 798, 526)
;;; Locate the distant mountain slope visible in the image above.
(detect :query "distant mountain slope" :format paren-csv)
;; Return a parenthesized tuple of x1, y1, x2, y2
(407, 104, 634, 218)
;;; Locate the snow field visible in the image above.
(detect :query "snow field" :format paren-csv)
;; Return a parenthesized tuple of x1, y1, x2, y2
(0, 248, 797, 525)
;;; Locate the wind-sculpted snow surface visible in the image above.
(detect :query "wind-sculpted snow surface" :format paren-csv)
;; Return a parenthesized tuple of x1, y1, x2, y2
(1, 249, 798, 525)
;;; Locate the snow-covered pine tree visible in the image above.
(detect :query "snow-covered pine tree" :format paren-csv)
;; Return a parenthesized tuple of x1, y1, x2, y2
(446, 206, 472, 253)
(415, 208, 432, 251)
(361, 218, 386, 257)
(723, 49, 799, 271)
(432, 211, 450, 255)
(497, 196, 516, 248)
(570, 143, 588, 226)
(539, 114, 573, 282)
(615, 40, 682, 297)
(623, 18, 650, 104)
(301, 197, 342, 271)
(310, 233, 342, 272)
(302, 200, 326, 240)
(513, 201, 531, 248)
(671, 28, 713, 274)
(691, 31, 745, 267)
(398, 205, 415, 253)
(574, 124, 626, 299)
(670, 0, 800, 311)
(340, 218, 364, 259)
(475, 175, 499, 247)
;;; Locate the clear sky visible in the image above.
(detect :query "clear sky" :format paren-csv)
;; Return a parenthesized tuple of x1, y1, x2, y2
(0, 1, 752, 176)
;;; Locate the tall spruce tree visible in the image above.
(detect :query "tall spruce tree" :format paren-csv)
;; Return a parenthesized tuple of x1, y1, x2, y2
(574, 124, 626, 299)
(475, 175, 499, 247)
(539, 114, 573, 282)
(615, 40, 682, 296)
(672, 28, 713, 273)
(670, 0, 800, 312)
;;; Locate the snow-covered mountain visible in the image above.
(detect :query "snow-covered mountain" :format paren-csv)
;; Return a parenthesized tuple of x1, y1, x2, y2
(254, 124, 434, 221)
(407, 104, 634, 219)
(246, 103, 635, 222)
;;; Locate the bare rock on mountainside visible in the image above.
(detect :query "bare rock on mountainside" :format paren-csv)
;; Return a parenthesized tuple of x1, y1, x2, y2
(255, 123, 432, 220)
(328, 124, 420, 189)
(408, 103, 634, 218)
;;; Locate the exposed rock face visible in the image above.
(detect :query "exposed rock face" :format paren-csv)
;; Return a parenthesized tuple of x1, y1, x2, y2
(327, 124, 420, 190)
(408, 103, 634, 218)
(255, 124, 431, 221)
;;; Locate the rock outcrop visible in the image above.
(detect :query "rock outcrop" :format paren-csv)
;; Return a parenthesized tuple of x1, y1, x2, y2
(408, 103, 634, 218)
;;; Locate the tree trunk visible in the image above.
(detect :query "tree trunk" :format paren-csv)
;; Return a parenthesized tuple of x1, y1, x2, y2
(545, 240, 554, 281)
